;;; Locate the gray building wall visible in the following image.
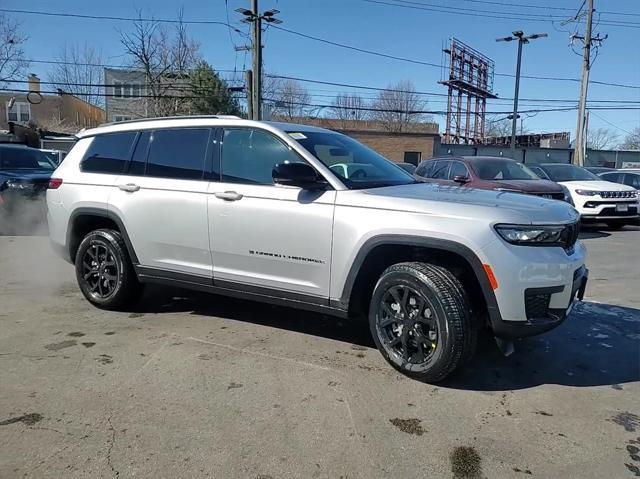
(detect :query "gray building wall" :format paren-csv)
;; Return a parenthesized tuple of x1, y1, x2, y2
(104, 68, 147, 122)
(435, 144, 640, 168)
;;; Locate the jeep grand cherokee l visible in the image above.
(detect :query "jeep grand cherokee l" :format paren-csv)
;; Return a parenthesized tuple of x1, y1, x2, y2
(47, 117, 588, 382)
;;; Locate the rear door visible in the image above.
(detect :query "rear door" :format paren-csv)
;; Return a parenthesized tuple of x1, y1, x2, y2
(207, 127, 335, 298)
(109, 127, 214, 278)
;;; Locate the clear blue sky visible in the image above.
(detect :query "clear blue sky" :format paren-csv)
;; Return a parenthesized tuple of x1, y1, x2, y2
(6, 0, 640, 141)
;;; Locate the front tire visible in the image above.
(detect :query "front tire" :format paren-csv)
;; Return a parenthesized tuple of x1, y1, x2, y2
(369, 262, 476, 383)
(75, 229, 142, 310)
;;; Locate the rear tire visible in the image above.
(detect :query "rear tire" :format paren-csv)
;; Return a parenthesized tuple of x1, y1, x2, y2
(606, 221, 626, 230)
(368, 262, 476, 383)
(75, 229, 143, 310)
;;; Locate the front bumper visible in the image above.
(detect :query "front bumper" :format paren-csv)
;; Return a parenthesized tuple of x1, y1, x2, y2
(574, 198, 638, 220)
(491, 266, 588, 338)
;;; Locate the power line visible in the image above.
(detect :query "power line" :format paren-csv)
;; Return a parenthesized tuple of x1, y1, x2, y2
(265, 74, 639, 104)
(3, 7, 638, 88)
(3, 58, 239, 73)
(588, 110, 633, 136)
(362, 0, 640, 28)
(459, 0, 640, 16)
(0, 87, 245, 101)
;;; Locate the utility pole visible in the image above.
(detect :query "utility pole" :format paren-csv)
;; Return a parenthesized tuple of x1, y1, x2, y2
(245, 69, 254, 120)
(573, 0, 594, 166)
(237, 4, 281, 121)
(496, 31, 547, 159)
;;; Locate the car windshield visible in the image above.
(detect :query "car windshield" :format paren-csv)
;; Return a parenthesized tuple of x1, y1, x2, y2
(541, 164, 600, 182)
(474, 159, 540, 180)
(286, 130, 416, 189)
(0, 147, 56, 171)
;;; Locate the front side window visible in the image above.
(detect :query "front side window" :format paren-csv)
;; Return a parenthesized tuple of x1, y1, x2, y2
(623, 173, 640, 189)
(81, 132, 137, 174)
(431, 161, 451, 179)
(415, 161, 435, 178)
(449, 161, 469, 179)
(600, 172, 622, 184)
(221, 129, 305, 185)
(474, 159, 539, 180)
(146, 128, 210, 180)
(288, 130, 415, 189)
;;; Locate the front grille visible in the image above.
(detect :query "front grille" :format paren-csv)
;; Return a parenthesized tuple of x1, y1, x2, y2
(560, 221, 580, 252)
(600, 190, 636, 199)
(533, 192, 565, 200)
(525, 291, 552, 320)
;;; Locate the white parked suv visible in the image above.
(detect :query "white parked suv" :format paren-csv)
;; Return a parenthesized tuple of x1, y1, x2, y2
(47, 117, 588, 382)
(531, 163, 638, 229)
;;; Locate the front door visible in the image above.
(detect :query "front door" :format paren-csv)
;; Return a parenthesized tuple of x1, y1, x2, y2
(208, 127, 335, 299)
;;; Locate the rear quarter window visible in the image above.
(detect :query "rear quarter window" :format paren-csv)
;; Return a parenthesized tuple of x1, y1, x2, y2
(80, 132, 138, 174)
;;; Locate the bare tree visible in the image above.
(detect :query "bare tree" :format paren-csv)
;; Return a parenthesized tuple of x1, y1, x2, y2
(587, 127, 619, 150)
(330, 93, 369, 128)
(119, 9, 200, 117)
(619, 127, 640, 150)
(268, 78, 311, 120)
(47, 44, 104, 106)
(484, 116, 512, 138)
(0, 13, 28, 88)
(370, 80, 429, 132)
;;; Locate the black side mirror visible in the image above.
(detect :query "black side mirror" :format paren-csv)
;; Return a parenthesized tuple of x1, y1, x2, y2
(453, 175, 470, 184)
(273, 162, 323, 189)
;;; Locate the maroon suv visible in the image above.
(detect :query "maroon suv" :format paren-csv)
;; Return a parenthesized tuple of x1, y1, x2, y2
(415, 156, 568, 201)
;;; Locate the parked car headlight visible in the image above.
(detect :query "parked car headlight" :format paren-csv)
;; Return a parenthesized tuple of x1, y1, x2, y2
(575, 189, 598, 196)
(559, 184, 574, 205)
(494, 224, 565, 245)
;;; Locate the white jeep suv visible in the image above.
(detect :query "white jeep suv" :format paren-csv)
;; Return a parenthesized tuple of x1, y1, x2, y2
(532, 163, 638, 229)
(47, 117, 588, 382)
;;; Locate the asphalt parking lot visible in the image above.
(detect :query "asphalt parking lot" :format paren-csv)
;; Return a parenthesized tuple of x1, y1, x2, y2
(1, 226, 639, 478)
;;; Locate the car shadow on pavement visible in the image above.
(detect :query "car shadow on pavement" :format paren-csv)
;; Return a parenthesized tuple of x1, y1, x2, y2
(135, 286, 376, 348)
(578, 228, 611, 240)
(444, 301, 640, 391)
(135, 288, 639, 390)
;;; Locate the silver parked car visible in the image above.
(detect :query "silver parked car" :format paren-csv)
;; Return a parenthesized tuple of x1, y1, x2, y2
(47, 116, 588, 382)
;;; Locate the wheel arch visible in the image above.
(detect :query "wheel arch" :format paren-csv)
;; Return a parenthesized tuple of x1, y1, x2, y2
(67, 207, 139, 264)
(337, 235, 501, 324)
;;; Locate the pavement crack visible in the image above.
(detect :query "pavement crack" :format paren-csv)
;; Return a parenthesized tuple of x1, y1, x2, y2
(106, 414, 120, 477)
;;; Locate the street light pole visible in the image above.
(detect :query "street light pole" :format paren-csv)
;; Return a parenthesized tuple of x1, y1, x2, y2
(237, 4, 282, 121)
(497, 31, 547, 159)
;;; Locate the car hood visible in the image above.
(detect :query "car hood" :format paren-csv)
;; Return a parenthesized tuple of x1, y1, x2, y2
(337, 182, 579, 225)
(0, 169, 53, 182)
(489, 179, 563, 193)
(560, 180, 636, 191)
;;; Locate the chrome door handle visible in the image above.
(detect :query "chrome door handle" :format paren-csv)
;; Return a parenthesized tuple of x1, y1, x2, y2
(118, 183, 140, 193)
(214, 191, 243, 201)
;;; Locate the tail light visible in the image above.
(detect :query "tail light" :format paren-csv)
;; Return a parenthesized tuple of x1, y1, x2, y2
(48, 178, 63, 189)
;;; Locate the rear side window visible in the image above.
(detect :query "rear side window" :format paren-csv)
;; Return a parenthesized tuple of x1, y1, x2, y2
(128, 131, 150, 176)
(146, 128, 210, 180)
(81, 132, 137, 174)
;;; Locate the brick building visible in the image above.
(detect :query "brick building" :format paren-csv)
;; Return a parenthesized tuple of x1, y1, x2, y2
(278, 117, 440, 164)
(0, 75, 105, 133)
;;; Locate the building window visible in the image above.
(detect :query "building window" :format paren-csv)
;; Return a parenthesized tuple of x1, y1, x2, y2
(403, 151, 421, 166)
(114, 116, 133, 122)
(113, 81, 124, 98)
(6, 101, 30, 123)
(113, 81, 141, 98)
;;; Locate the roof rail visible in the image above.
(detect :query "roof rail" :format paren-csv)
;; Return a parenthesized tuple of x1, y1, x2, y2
(98, 115, 243, 128)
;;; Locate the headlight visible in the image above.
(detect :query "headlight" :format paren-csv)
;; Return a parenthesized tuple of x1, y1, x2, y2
(559, 184, 574, 205)
(575, 189, 598, 196)
(494, 224, 565, 245)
